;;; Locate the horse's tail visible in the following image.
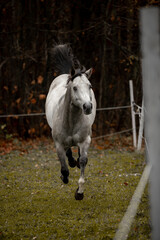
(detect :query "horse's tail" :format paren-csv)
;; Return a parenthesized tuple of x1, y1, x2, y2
(49, 44, 74, 76)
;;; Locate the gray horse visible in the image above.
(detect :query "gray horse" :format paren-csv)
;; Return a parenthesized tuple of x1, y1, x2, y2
(45, 44, 96, 200)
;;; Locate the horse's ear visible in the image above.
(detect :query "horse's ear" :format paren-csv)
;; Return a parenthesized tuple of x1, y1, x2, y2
(85, 68, 93, 79)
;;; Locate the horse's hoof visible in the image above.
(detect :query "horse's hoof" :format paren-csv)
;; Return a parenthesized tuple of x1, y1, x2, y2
(75, 188, 84, 200)
(60, 175, 69, 184)
(77, 158, 80, 169)
(69, 158, 77, 168)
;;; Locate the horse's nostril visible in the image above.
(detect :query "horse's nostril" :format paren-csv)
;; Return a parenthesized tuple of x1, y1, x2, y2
(83, 103, 87, 110)
(83, 103, 92, 114)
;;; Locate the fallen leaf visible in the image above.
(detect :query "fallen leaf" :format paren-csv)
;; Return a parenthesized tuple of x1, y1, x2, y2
(31, 98, 36, 104)
(39, 94, 46, 100)
(37, 75, 43, 84)
(3, 86, 8, 91)
(124, 182, 128, 186)
(16, 98, 21, 104)
(31, 80, 36, 85)
(28, 128, 36, 134)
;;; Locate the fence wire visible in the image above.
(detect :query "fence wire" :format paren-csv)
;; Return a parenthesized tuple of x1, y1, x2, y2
(0, 113, 46, 118)
(97, 105, 130, 111)
(0, 105, 133, 140)
(0, 105, 131, 118)
(92, 129, 133, 140)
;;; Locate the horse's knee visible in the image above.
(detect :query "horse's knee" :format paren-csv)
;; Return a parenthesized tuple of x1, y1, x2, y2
(79, 156, 88, 168)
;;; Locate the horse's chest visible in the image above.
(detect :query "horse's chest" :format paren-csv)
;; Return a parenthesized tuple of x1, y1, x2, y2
(64, 124, 89, 147)
(53, 110, 91, 147)
(65, 134, 85, 147)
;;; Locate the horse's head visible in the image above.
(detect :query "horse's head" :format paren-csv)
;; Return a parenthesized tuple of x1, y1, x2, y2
(70, 68, 93, 115)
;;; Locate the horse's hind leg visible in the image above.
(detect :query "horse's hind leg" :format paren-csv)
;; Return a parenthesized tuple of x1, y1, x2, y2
(66, 148, 77, 168)
(55, 142, 69, 184)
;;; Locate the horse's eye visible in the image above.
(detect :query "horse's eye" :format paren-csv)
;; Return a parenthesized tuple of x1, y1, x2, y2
(73, 86, 77, 91)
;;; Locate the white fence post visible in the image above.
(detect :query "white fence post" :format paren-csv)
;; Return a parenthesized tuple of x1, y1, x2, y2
(140, 7, 160, 240)
(137, 99, 144, 151)
(129, 80, 137, 148)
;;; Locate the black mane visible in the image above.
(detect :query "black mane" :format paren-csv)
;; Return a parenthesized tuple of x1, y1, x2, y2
(48, 44, 85, 79)
(50, 44, 73, 76)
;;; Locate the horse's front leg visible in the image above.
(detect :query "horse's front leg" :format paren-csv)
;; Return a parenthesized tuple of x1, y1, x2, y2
(75, 136, 91, 200)
(55, 142, 69, 184)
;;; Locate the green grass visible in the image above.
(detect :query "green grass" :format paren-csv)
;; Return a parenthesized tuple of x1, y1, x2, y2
(0, 142, 150, 239)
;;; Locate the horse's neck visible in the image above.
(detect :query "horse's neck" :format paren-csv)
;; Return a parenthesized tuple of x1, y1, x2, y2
(63, 84, 82, 128)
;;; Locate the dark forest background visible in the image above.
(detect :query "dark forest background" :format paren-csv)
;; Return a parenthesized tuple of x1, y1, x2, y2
(0, 0, 159, 138)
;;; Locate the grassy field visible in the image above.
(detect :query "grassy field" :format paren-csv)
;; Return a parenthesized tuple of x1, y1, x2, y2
(0, 138, 150, 239)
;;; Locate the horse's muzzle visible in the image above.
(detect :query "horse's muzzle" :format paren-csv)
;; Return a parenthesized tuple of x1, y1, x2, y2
(83, 102, 92, 115)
